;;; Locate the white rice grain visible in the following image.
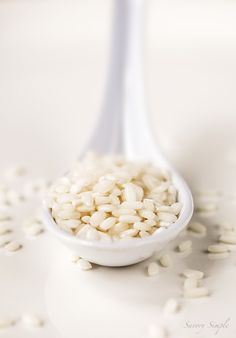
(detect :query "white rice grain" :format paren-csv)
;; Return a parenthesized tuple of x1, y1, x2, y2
(0, 317, 16, 329)
(70, 254, 80, 263)
(90, 211, 106, 227)
(57, 210, 81, 220)
(119, 215, 141, 224)
(195, 203, 218, 212)
(182, 269, 204, 279)
(158, 212, 177, 223)
(77, 258, 92, 271)
(207, 252, 229, 260)
(99, 217, 117, 231)
(171, 202, 183, 215)
(0, 225, 11, 236)
(76, 225, 99, 241)
(139, 209, 156, 220)
(139, 230, 149, 238)
(163, 298, 180, 314)
(208, 244, 229, 253)
(188, 221, 207, 235)
(124, 183, 137, 202)
(159, 221, 171, 228)
(0, 211, 12, 221)
(112, 208, 136, 217)
(133, 221, 151, 231)
(159, 254, 172, 267)
(143, 199, 155, 211)
(178, 240, 192, 252)
(183, 278, 199, 291)
(147, 262, 159, 276)
(120, 201, 143, 210)
(94, 195, 110, 205)
(219, 235, 236, 245)
(148, 324, 167, 338)
(97, 204, 116, 213)
(4, 241, 22, 253)
(93, 179, 115, 194)
(21, 313, 44, 328)
(120, 228, 139, 238)
(184, 287, 209, 298)
(24, 224, 44, 236)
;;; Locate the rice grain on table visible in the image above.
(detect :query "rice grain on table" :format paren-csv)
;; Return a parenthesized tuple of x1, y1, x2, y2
(6, 190, 24, 205)
(0, 237, 11, 248)
(196, 189, 221, 197)
(195, 203, 218, 213)
(0, 317, 16, 329)
(208, 252, 230, 260)
(159, 254, 172, 267)
(182, 269, 204, 279)
(147, 262, 159, 276)
(183, 278, 199, 291)
(5, 165, 26, 179)
(24, 224, 44, 236)
(4, 241, 22, 253)
(184, 287, 209, 298)
(0, 211, 12, 221)
(21, 313, 44, 328)
(219, 235, 236, 245)
(70, 254, 80, 263)
(0, 225, 11, 236)
(178, 240, 192, 252)
(208, 244, 229, 253)
(163, 298, 180, 314)
(77, 258, 92, 271)
(148, 324, 168, 338)
(188, 221, 206, 235)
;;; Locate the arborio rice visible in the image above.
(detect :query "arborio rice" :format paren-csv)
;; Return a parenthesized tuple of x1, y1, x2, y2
(46, 153, 182, 242)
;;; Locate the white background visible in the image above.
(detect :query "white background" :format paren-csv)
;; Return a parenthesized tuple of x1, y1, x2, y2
(0, 1, 236, 337)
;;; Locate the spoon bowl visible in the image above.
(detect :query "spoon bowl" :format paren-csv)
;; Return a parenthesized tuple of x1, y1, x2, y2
(43, 173, 192, 266)
(43, 0, 193, 267)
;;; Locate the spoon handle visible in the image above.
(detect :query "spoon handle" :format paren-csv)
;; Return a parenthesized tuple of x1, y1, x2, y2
(83, 0, 169, 167)
(82, 0, 127, 156)
(122, 0, 169, 167)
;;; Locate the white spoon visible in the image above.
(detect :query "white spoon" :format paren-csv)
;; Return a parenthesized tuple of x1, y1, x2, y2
(43, 0, 193, 267)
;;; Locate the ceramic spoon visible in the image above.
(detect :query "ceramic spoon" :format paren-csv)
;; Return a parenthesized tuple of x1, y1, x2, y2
(43, 0, 193, 267)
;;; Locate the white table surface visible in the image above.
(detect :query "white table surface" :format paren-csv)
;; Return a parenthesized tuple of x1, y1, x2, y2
(0, 1, 236, 337)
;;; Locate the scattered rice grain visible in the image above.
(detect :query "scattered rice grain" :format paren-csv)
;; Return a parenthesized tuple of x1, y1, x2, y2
(77, 258, 92, 270)
(178, 240, 192, 252)
(147, 262, 159, 276)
